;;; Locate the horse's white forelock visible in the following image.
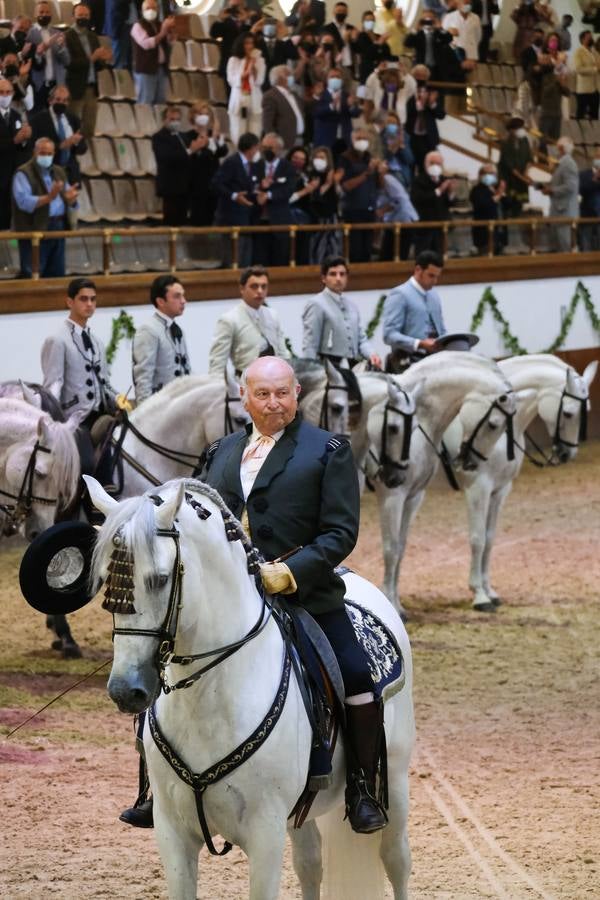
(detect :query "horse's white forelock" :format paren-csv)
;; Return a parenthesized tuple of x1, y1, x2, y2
(46, 420, 81, 510)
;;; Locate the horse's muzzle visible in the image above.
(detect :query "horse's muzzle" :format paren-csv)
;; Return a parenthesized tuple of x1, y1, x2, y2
(457, 442, 480, 471)
(107, 671, 160, 714)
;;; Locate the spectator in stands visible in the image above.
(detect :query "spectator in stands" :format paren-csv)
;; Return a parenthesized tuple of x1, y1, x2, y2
(336, 127, 379, 262)
(255, 17, 298, 88)
(313, 67, 359, 158)
(132, 275, 191, 405)
(498, 117, 533, 220)
(579, 149, 600, 252)
(557, 14, 573, 51)
(130, 0, 175, 105)
(252, 132, 295, 267)
(151, 106, 194, 226)
(521, 27, 545, 108)
(306, 36, 345, 90)
(470, 163, 507, 255)
(538, 32, 569, 154)
(27, 2, 69, 112)
(541, 136, 579, 253)
(511, 0, 553, 61)
(185, 102, 228, 227)
(574, 31, 600, 121)
(365, 63, 416, 127)
(65, 3, 112, 139)
(210, 0, 254, 82)
(30, 86, 87, 187)
(0, 16, 34, 61)
(104, 0, 135, 70)
(443, 0, 482, 64)
(321, 2, 355, 77)
(212, 131, 261, 268)
(285, 0, 326, 34)
(12, 136, 79, 278)
(471, 0, 499, 62)
(405, 70, 445, 175)
(375, 159, 418, 261)
(287, 146, 317, 264)
(582, 2, 600, 37)
(410, 150, 456, 255)
(262, 65, 304, 150)
(406, 14, 466, 114)
(308, 145, 342, 263)
(227, 33, 266, 145)
(0, 77, 31, 231)
(0, 51, 34, 115)
(351, 10, 391, 86)
(375, 1, 408, 59)
(208, 265, 290, 377)
(379, 110, 413, 187)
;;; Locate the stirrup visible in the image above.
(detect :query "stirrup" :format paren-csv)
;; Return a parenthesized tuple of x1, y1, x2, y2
(345, 771, 388, 834)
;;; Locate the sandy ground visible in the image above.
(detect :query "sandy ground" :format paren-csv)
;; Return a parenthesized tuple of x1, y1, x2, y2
(0, 442, 599, 899)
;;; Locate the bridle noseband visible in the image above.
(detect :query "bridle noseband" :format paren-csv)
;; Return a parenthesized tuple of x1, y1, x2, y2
(0, 440, 58, 535)
(366, 391, 414, 487)
(553, 380, 588, 450)
(319, 380, 351, 436)
(457, 394, 516, 467)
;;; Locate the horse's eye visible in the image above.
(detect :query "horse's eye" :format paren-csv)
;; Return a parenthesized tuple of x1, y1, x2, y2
(563, 411, 573, 419)
(488, 422, 498, 430)
(35, 470, 47, 480)
(145, 574, 169, 591)
(331, 403, 344, 414)
(388, 424, 399, 435)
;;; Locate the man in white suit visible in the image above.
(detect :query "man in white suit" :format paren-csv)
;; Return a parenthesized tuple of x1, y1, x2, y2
(208, 266, 290, 377)
(132, 275, 191, 405)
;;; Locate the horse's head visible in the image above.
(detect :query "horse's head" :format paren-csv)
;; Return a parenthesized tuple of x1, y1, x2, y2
(365, 379, 417, 489)
(320, 359, 351, 436)
(225, 364, 252, 433)
(538, 362, 597, 464)
(456, 388, 518, 471)
(295, 358, 350, 435)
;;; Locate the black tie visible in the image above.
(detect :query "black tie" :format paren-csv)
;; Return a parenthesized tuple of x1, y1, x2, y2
(81, 329, 93, 352)
(170, 322, 182, 342)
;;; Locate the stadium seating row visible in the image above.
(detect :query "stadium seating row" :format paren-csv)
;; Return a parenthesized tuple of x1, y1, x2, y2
(93, 99, 231, 139)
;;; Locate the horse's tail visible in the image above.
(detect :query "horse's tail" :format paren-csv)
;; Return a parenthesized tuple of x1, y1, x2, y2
(320, 806, 386, 900)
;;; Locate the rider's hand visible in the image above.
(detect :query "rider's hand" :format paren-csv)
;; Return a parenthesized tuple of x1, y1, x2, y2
(260, 561, 297, 595)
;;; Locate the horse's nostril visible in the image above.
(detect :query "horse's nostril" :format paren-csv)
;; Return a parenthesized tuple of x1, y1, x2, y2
(130, 688, 149, 705)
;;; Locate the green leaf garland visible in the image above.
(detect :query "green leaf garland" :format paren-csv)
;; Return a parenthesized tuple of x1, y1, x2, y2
(106, 310, 136, 367)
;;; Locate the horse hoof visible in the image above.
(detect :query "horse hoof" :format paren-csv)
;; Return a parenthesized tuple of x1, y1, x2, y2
(51, 638, 62, 651)
(62, 641, 82, 659)
(473, 602, 496, 613)
(491, 596, 502, 607)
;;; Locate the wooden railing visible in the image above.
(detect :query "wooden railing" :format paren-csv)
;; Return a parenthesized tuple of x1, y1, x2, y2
(1, 216, 600, 279)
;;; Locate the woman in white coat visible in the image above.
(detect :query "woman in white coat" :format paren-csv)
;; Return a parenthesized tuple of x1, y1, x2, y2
(226, 33, 265, 144)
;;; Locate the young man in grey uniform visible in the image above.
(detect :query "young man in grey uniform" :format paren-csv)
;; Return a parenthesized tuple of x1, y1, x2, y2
(132, 275, 191, 405)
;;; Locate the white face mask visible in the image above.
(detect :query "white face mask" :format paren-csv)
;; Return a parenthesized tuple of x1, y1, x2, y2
(195, 114, 210, 127)
(313, 157, 328, 172)
(252, 149, 261, 164)
(142, 8, 158, 21)
(167, 119, 181, 132)
(515, 128, 526, 139)
(364, 19, 375, 31)
(353, 139, 369, 153)
(427, 163, 443, 179)
(462, 4, 471, 12)
(593, 159, 600, 170)
(0, 94, 13, 109)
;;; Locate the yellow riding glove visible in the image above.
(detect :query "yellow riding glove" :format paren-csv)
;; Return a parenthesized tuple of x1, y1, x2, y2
(115, 393, 133, 412)
(259, 561, 298, 595)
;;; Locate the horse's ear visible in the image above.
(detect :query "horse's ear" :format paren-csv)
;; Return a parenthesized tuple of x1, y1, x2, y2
(19, 380, 40, 408)
(582, 359, 598, 389)
(37, 415, 51, 443)
(154, 482, 186, 531)
(514, 388, 536, 406)
(83, 475, 118, 515)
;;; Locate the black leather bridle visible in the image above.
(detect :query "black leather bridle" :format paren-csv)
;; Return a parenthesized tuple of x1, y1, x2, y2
(553, 381, 588, 450)
(318, 380, 351, 436)
(0, 441, 57, 535)
(365, 392, 414, 488)
(457, 395, 516, 469)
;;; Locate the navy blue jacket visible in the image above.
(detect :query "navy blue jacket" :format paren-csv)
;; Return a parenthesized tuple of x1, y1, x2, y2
(212, 152, 258, 226)
(253, 157, 296, 224)
(579, 169, 600, 217)
(312, 90, 359, 148)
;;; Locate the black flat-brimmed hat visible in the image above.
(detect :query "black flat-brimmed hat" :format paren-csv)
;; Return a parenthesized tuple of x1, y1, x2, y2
(19, 520, 97, 615)
(435, 332, 480, 351)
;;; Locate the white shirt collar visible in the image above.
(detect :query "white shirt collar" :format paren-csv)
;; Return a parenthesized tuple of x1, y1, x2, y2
(410, 276, 427, 297)
(248, 424, 284, 444)
(155, 309, 174, 326)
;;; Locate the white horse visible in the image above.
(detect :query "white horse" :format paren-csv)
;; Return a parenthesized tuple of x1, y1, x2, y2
(442, 354, 598, 608)
(370, 352, 520, 614)
(86, 475, 415, 900)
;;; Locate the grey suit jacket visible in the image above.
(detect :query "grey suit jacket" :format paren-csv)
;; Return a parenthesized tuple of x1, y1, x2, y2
(41, 319, 115, 423)
(132, 312, 191, 404)
(383, 278, 446, 354)
(302, 288, 373, 361)
(208, 301, 290, 377)
(262, 87, 304, 149)
(549, 154, 579, 217)
(26, 24, 70, 90)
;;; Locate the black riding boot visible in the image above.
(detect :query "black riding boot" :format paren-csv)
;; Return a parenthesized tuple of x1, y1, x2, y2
(344, 700, 388, 834)
(119, 747, 154, 828)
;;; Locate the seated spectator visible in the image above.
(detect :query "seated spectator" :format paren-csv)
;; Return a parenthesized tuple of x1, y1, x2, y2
(364, 62, 416, 126)
(211, 131, 261, 268)
(498, 116, 533, 219)
(65, 3, 112, 139)
(252, 132, 296, 267)
(262, 64, 305, 150)
(255, 17, 298, 87)
(12, 136, 79, 278)
(410, 150, 456, 255)
(579, 149, 600, 252)
(185, 102, 228, 227)
(380, 110, 413, 188)
(336, 127, 379, 262)
(471, 0, 499, 62)
(131, 0, 175, 105)
(0, 51, 34, 115)
(573, 31, 600, 121)
(30, 86, 87, 187)
(0, 76, 31, 231)
(210, 0, 254, 81)
(26, 1, 69, 111)
(312, 66, 359, 159)
(404, 68, 445, 174)
(443, 0, 482, 64)
(375, 1, 408, 59)
(375, 159, 418, 261)
(227, 33, 266, 145)
(350, 11, 391, 86)
(0, 16, 34, 61)
(151, 106, 194, 226)
(308, 145, 342, 262)
(538, 32, 570, 154)
(470, 163, 507, 255)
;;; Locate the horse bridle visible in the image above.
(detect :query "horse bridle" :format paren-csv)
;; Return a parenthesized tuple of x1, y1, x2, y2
(0, 440, 58, 534)
(553, 380, 588, 450)
(365, 393, 414, 486)
(457, 394, 516, 467)
(318, 380, 351, 435)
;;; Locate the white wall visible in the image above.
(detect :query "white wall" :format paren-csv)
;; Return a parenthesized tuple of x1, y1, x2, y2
(2, 274, 599, 394)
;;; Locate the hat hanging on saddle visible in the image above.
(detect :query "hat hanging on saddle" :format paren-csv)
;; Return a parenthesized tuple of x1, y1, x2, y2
(19, 520, 98, 615)
(434, 332, 480, 352)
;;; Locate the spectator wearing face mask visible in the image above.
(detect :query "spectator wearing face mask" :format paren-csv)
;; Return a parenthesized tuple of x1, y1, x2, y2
(375, 159, 418, 261)
(262, 64, 304, 150)
(151, 106, 196, 226)
(573, 31, 600, 121)
(30, 85, 86, 188)
(381, 111, 414, 188)
(336, 128, 379, 262)
(227, 33, 266, 145)
(470, 163, 507, 255)
(26, 1, 70, 112)
(350, 12, 391, 86)
(521, 27, 546, 107)
(185, 102, 228, 227)
(0, 16, 34, 62)
(375, 1, 409, 59)
(131, 0, 175, 105)
(65, 3, 112, 138)
(210, 0, 254, 82)
(212, 131, 262, 268)
(312, 67, 359, 159)
(254, 18, 298, 88)
(285, 0, 326, 34)
(308, 36, 345, 89)
(321, 2, 355, 74)
(0, 51, 34, 115)
(287, 146, 318, 264)
(308, 146, 342, 263)
(538, 31, 569, 154)
(365, 63, 416, 126)
(410, 150, 456, 255)
(540, 136, 579, 253)
(404, 16, 458, 82)
(470, 0, 499, 62)
(442, 0, 482, 63)
(404, 69, 445, 174)
(511, 1, 552, 62)
(578, 152, 600, 252)
(498, 116, 533, 219)
(252, 132, 296, 267)
(0, 76, 31, 231)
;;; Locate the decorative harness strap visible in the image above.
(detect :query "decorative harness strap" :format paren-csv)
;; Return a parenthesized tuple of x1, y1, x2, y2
(365, 392, 415, 485)
(0, 442, 57, 530)
(418, 426, 461, 491)
(148, 649, 292, 856)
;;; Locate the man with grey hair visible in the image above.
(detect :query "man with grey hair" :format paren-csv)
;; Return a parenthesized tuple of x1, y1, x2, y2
(253, 132, 296, 266)
(262, 64, 304, 150)
(541, 136, 579, 253)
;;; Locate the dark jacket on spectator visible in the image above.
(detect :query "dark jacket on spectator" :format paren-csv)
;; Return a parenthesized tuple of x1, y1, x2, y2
(210, 13, 251, 79)
(405, 91, 446, 149)
(212, 150, 258, 226)
(253, 156, 296, 223)
(404, 27, 463, 83)
(410, 171, 452, 221)
(151, 125, 192, 198)
(0, 108, 30, 191)
(312, 89, 359, 148)
(338, 149, 377, 213)
(30, 109, 87, 184)
(185, 134, 228, 226)
(351, 32, 391, 85)
(262, 86, 304, 149)
(470, 181, 500, 249)
(65, 26, 103, 100)
(255, 36, 298, 88)
(285, 0, 325, 32)
(579, 169, 600, 217)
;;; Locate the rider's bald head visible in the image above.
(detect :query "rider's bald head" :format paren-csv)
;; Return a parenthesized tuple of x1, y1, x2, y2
(241, 357, 300, 436)
(243, 356, 296, 389)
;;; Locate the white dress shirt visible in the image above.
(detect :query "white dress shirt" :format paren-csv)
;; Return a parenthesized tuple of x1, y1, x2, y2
(275, 84, 304, 137)
(240, 425, 284, 499)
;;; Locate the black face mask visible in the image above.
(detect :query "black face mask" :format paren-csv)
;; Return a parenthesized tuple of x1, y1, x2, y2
(3, 65, 19, 78)
(75, 18, 90, 28)
(335, 12, 347, 23)
(52, 102, 67, 116)
(300, 41, 316, 55)
(533, 38, 543, 47)
(14, 31, 27, 47)
(263, 148, 276, 162)
(37, 15, 52, 26)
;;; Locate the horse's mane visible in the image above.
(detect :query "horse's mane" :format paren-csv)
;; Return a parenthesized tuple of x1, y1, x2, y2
(131, 375, 218, 422)
(48, 420, 81, 510)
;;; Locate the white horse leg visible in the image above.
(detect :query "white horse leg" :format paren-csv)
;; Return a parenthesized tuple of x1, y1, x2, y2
(392, 492, 425, 617)
(288, 819, 323, 900)
(464, 479, 494, 610)
(246, 821, 287, 900)
(153, 801, 203, 900)
(378, 489, 406, 611)
(482, 484, 512, 603)
(379, 774, 412, 900)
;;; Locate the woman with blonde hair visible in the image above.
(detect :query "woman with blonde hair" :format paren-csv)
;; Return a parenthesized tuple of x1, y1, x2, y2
(226, 33, 265, 144)
(185, 101, 229, 226)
